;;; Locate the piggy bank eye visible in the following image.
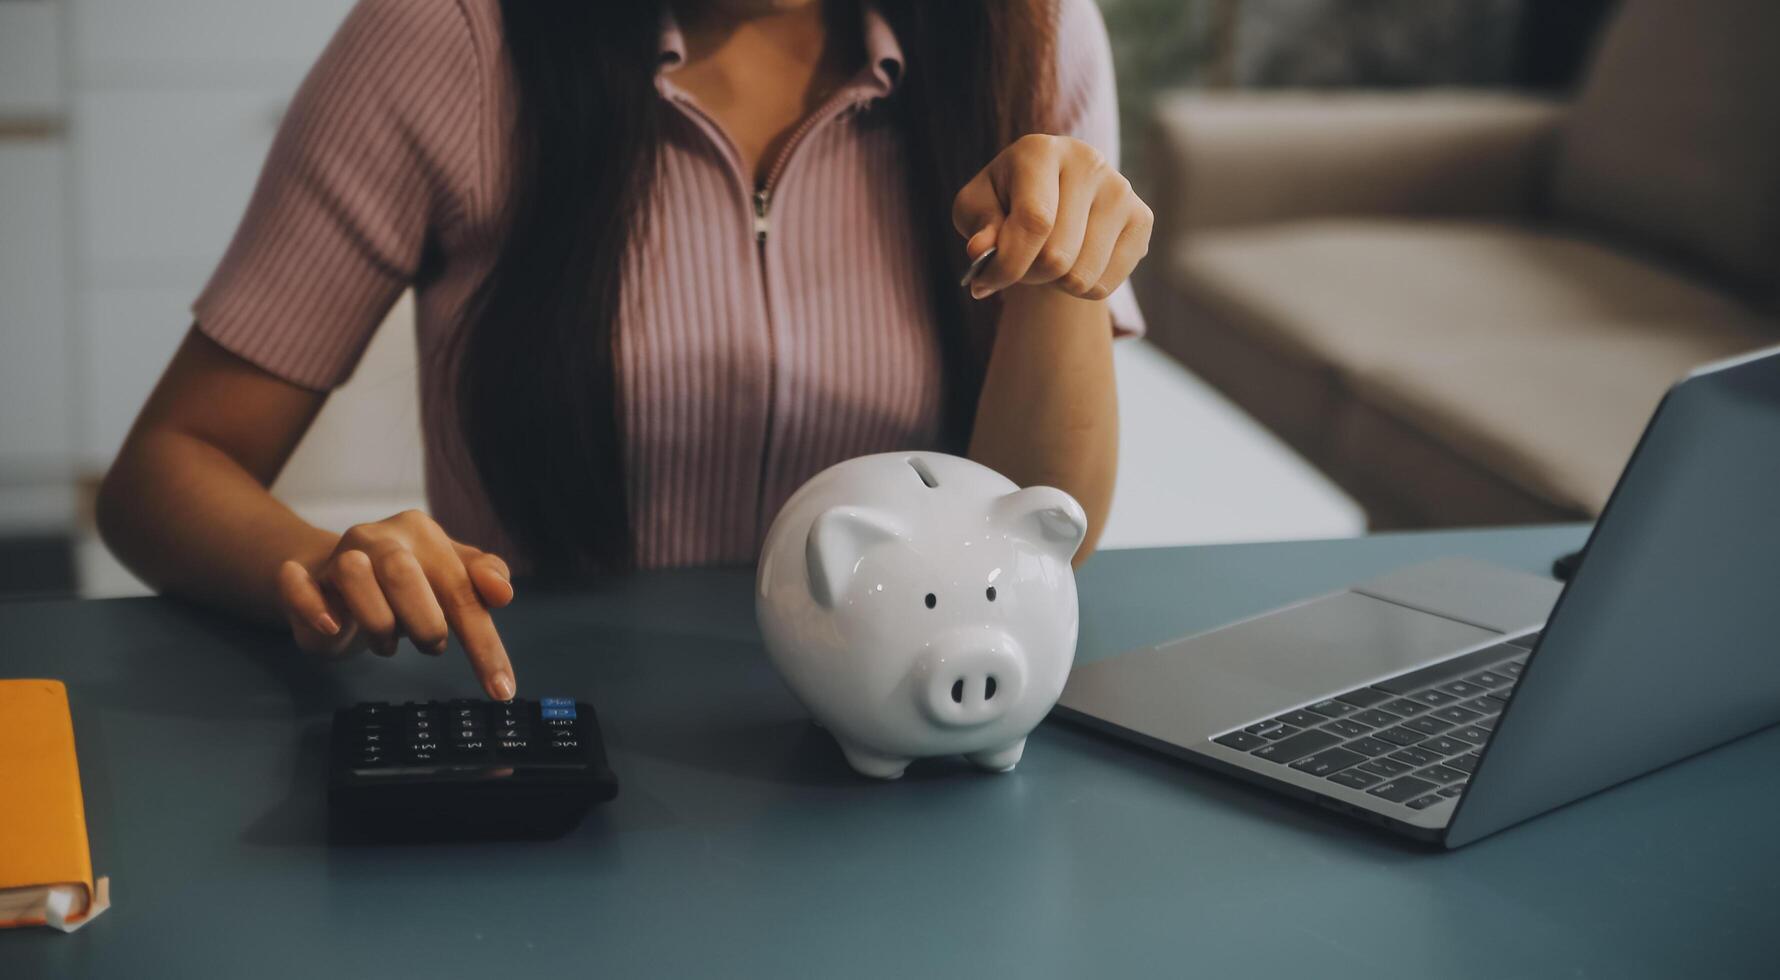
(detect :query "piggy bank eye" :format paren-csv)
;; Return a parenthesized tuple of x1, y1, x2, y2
(924, 592, 937, 609)
(985, 586, 997, 602)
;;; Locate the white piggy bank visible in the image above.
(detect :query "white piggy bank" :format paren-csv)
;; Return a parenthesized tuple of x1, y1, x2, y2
(756, 452, 1087, 779)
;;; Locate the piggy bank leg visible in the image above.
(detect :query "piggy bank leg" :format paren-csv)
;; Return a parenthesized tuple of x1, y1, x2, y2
(836, 739, 910, 780)
(966, 738, 1026, 773)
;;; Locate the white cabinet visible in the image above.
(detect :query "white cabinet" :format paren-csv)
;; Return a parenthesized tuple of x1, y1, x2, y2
(0, 2, 73, 531)
(0, 143, 73, 475)
(69, 0, 355, 88)
(74, 87, 285, 282)
(65, 0, 359, 470)
(0, 1, 65, 115)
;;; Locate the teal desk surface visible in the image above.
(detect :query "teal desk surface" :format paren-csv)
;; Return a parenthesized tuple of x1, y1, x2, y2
(5, 526, 1776, 978)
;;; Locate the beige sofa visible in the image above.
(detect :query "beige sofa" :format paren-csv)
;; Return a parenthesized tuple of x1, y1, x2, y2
(1136, 0, 1780, 528)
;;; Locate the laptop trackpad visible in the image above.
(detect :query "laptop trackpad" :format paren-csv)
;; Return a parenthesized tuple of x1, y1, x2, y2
(1060, 591, 1500, 745)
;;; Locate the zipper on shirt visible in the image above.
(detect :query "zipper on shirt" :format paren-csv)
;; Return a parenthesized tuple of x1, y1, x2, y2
(753, 189, 771, 243)
(748, 90, 847, 247)
(743, 91, 868, 535)
(663, 86, 873, 542)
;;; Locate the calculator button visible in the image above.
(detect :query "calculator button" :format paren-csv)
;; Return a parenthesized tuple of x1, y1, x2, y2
(548, 738, 581, 752)
(497, 738, 531, 755)
(496, 726, 528, 739)
(542, 717, 577, 729)
(541, 706, 577, 720)
(540, 697, 574, 708)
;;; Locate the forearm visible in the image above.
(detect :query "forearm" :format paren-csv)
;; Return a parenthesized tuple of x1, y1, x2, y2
(968, 285, 1119, 563)
(97, 429, 337, 626)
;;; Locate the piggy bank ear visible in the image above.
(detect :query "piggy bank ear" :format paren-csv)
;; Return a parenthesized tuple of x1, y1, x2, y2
(806, 506, 906, 608)
(993, 486, 1088, 563)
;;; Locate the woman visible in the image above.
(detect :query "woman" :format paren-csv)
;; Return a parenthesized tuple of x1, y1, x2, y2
(97, 0, 1151, 701)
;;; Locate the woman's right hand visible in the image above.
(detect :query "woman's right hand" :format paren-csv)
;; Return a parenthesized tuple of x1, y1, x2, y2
(274, 509, 517, 700)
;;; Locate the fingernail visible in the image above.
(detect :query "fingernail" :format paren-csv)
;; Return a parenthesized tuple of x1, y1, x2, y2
(492, 673, 516, 701)
(430, 639, 449, 656)
(316, 614, 340, 636)
(970, 284, 989, 301)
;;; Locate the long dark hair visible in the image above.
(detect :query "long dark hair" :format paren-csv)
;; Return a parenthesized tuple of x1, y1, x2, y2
(456, 0, 1056, 577)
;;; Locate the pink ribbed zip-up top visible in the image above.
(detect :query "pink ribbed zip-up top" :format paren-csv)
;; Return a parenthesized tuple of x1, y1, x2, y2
(193, 0, 1141, 569)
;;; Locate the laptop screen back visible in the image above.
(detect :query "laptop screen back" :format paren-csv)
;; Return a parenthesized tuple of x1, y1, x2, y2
(1449, 348, 1780, 846)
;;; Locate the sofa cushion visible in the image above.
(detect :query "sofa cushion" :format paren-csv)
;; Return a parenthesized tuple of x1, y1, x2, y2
(1550, 0, 1780, 301)
(1161, 219, 1774, 515)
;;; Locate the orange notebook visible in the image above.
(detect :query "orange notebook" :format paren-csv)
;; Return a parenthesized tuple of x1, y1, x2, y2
(0, 679, 111, 932)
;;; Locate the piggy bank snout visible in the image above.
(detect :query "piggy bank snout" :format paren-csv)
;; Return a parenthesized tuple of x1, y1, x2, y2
(915, 635, 1027, 729)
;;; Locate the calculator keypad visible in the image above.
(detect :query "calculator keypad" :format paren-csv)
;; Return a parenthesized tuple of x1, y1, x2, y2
(344, 699, 590, 771)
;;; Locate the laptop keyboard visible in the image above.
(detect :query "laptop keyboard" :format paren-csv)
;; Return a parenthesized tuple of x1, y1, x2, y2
(1210, 631, 1537, 812)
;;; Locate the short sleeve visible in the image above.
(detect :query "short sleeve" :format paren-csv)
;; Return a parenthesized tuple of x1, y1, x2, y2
(192, 0, 482, 390)
(1053, 0, 1145, 338)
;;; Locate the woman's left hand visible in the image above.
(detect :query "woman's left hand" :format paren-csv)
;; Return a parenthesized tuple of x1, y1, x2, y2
(952, 134, 1153, 302)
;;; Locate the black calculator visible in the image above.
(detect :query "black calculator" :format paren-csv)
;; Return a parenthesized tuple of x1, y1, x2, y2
(328, 697, 617, 841)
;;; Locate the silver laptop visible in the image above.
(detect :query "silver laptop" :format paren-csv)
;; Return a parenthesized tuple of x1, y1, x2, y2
(1055, 345, 1780, 847)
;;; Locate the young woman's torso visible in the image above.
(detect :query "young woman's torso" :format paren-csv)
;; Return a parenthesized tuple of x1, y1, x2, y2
(194, 0, 1129, 569)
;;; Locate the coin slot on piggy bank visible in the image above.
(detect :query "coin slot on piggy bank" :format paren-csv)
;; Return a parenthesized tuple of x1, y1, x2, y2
(756, 452, 1086, 779)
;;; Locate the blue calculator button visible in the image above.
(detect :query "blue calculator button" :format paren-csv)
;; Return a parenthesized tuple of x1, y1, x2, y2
(540, 697, 574, 708)
(541, 706, 577, 719)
